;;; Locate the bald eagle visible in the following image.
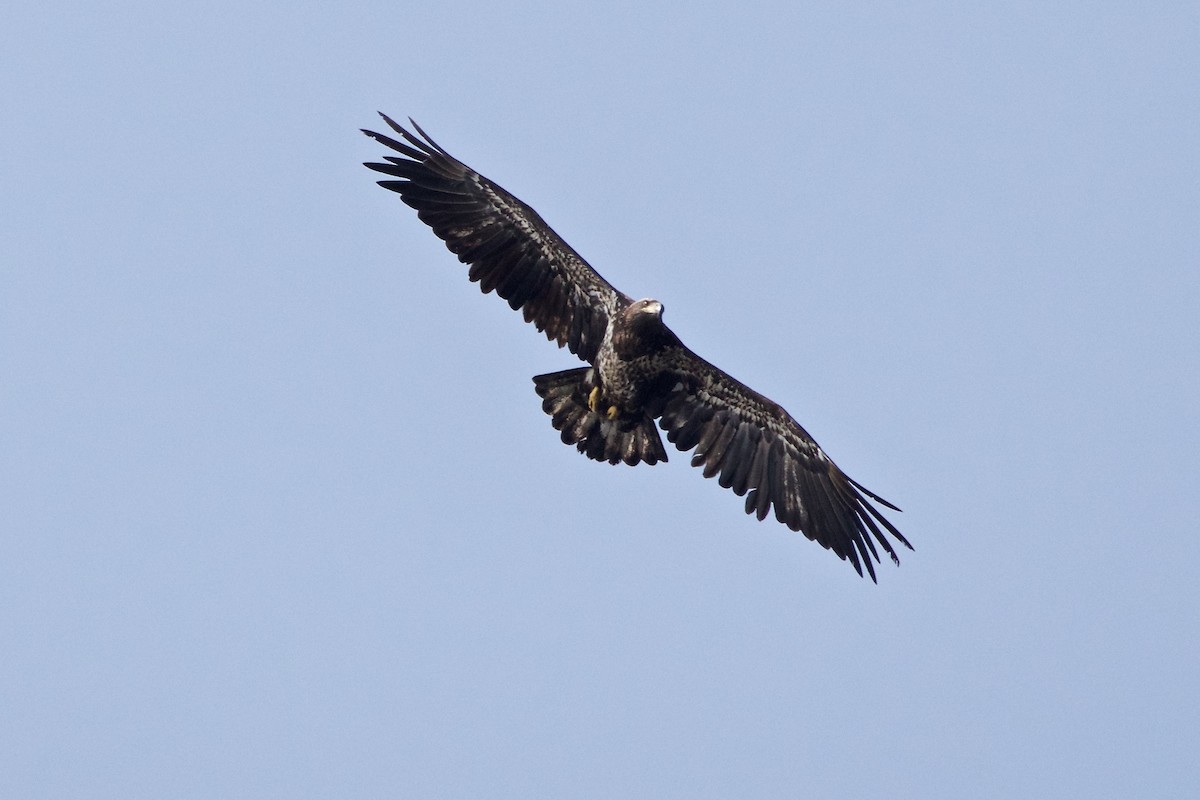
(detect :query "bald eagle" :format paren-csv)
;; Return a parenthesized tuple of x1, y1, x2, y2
(363, 115, 912, 581)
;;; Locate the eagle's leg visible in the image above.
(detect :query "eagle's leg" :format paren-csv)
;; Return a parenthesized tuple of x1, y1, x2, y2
(587, 385, 621, 420)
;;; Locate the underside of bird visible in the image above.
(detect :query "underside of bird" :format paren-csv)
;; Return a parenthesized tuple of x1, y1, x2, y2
(533, 368, 668, 466)
(362, 113, 912, 581)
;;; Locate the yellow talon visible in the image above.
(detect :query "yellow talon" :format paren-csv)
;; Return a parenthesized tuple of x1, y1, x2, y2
(587, 386, 619, 419)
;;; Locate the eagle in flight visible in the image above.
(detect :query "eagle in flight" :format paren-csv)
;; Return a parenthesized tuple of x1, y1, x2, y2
(362, 115, 912, 580)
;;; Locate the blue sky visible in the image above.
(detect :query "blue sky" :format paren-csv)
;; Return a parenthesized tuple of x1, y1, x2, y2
(4, 1, 1198, 797)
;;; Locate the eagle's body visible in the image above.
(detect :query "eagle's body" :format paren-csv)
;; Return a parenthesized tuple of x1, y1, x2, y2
(363, 115, 912, 580)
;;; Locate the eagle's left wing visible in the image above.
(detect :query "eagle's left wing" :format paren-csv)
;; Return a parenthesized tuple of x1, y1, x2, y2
(654, 349, 911, 581)
(362, 115, 628, 364)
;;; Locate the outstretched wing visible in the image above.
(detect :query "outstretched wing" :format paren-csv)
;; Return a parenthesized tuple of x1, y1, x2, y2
(654, 350, 911, 581)
(362, 114, 628, 363)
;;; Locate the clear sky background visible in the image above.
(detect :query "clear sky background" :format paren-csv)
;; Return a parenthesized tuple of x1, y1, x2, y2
(4, 1, 1198, 797)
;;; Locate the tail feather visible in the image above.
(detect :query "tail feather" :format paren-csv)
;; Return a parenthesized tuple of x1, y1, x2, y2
(533, 368, 668, 466)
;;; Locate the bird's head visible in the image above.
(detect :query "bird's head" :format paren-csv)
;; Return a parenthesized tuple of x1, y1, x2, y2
(619, 297, 679, 351)
(631, 298, 664, 318)
(625, 298, 666, 334)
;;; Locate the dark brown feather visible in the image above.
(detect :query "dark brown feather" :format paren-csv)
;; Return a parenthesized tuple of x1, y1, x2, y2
(363, 114, 629, 363)
(655, 347, 910, 582)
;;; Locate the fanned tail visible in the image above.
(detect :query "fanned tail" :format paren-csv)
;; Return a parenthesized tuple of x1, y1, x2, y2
(532, 368, 668, 466)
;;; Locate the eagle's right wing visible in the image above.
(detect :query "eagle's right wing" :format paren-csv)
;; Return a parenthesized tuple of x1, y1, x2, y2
(654, 346, 911, 582)
(363, 115, 628, 364)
